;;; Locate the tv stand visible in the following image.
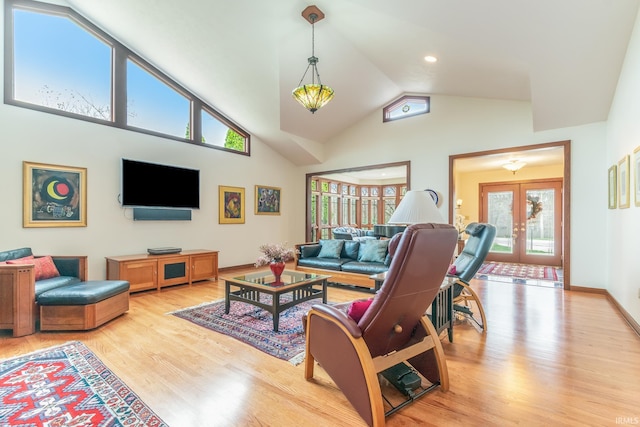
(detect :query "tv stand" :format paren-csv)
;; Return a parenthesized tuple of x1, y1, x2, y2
(106, 249, 218, 293)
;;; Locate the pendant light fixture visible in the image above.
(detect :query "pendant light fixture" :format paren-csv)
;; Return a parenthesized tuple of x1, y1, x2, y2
(502, 159, 527, 174)
(292, 5, 335, 113)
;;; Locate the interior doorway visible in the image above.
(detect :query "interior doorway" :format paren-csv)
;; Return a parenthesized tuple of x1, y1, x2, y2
(449, 140, 571, 290)
(304, 161, 410, 242)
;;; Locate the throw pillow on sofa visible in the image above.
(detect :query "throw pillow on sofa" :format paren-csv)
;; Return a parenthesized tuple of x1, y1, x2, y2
(7, 255, 60, 281)
(318, 239, 344, 259)
(358, 240, 389, 263)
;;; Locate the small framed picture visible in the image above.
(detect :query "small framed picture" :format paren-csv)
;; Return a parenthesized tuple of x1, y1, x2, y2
(634, 146, 640, 207)
(219, 185, 245, 224)
(608, 164, 617, 209)
(255, 185, 281, 215)
(618, 155, 630, 209)
(23, 161, 87, 227)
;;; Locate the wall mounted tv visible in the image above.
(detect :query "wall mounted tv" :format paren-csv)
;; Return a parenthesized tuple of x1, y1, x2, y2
(121, 158, 200, 209)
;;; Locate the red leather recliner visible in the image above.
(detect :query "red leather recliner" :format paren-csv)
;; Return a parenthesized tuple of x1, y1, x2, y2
(304, 223, 458, 426)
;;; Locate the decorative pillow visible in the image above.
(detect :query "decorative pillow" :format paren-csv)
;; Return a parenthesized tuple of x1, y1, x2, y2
(448, 264, 457, 275)
(300, 244, 321, 258)
(347, 298, 374, 323)
(342, 241, 360, 260)
(317, 239, 344, 259)
(6, 255, 34, 263)
(7, 255, 60, 281)
(358, 240, 389, 263)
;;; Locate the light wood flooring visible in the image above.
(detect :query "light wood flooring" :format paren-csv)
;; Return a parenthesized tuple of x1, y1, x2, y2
(2, 269, 639, 426)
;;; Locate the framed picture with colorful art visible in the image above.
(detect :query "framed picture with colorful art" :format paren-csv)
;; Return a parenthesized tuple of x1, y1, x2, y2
(254, 185, 281, 215)
(618, 155, 630, 209)
(219, 185, 245, 224)
(634, 146, 640, 207)
(608, 164, 617, 209)
(23, 161, 87, 228)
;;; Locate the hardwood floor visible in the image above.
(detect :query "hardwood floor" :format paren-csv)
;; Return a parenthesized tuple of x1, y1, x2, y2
(2, 270, 639, 426)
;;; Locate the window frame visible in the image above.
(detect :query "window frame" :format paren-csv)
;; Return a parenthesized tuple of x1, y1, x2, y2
(383, 95, 430, 123)
(4, 0, 250, 156)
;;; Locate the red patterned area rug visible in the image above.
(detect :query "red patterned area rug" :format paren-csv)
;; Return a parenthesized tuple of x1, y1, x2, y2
(171, 297, 322, 365)
(477, 262, 559, 281)
(0, 341, 167, 427)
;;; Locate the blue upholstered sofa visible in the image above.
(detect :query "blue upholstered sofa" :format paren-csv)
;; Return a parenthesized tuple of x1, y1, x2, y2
(295, 239, 391, 289)
(332, 226, 377, 241)
(0, 247, 87, 337)
(0, 247, 87, 297)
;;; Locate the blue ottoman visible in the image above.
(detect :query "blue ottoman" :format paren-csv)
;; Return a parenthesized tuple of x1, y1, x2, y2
(38, 280, 130, 331)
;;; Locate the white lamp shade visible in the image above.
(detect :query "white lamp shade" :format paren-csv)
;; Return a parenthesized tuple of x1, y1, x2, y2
(388, 190, 445, 224)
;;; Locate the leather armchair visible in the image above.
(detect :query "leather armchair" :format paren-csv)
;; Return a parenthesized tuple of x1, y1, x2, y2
(448, 222, 496, 332)
(304, 223, 458, 426)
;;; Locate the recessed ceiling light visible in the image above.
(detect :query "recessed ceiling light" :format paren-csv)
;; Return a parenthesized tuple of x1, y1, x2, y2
(424, 55, 438, 63)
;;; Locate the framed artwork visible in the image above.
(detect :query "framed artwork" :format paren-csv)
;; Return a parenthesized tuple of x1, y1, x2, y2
(608, 164, 617, 209)
(255, 185, 281, 215)
(634, 146, 640, 207)
(618, 155, 630, 209)
(23, 161, 87, 228)
(219, 185, 245, 224)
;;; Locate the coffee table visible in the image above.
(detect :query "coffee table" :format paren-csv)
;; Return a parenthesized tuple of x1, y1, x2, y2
(222, 270, 330, 332)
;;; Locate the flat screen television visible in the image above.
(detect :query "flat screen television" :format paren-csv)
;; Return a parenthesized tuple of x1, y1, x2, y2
(121, 158, 200, 209)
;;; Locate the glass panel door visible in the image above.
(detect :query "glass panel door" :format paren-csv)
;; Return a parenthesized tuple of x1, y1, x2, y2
(481, 180, 562, 266)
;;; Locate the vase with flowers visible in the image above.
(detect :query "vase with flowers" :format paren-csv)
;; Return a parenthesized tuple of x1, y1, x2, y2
(255, 243, 296, 284)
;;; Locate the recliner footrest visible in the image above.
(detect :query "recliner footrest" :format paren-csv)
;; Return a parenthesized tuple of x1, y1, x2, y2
(381, 362, 421, 396)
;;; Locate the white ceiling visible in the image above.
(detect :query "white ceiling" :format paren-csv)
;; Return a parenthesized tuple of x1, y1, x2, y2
(67, 0, 640, 165)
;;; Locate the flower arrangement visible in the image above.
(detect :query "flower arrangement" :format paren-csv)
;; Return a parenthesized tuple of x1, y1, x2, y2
(454, 214, 466, 238)
(255, 243, 296, 267)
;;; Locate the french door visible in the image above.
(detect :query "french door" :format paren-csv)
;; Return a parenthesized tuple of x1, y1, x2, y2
(480, 179, 563, 266)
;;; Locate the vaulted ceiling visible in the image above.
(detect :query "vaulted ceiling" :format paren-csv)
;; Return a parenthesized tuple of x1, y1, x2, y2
(67, 0, 640, 165)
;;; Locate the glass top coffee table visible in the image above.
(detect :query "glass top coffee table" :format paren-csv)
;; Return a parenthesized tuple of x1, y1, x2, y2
(221, 270, 330, 332)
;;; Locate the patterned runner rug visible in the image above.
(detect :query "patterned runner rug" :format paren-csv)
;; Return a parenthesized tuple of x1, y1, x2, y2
(477, 262, 559, 281)
(0, 341, 167, 427)
(171, 297, 321, 365)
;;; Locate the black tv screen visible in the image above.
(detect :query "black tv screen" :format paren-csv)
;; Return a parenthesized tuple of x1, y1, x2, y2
(121, 159, 200, 209)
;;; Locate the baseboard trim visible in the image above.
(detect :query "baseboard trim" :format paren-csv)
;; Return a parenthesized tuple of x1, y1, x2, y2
(569, 285, 607, 294)
(605, 290, 640, 338)
(570, 285, 639, 337)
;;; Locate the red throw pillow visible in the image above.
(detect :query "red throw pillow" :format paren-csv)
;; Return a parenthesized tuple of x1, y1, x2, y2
(448, 264, 457, 275)
(347, 298, 374, 323)
(7, 255, 60, 280)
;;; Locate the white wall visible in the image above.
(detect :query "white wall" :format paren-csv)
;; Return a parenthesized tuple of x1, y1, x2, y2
(307, 95, 609, 289)
(606, 7, 640, 324)
(0, 104, 304, 279)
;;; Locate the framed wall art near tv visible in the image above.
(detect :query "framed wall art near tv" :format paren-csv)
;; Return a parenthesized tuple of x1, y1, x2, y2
(608, 164, 617, 209)
(23, 161, 87, 228)
(255, 185, 281, 215)
(618, 155, 630, 209)
(634, 146, 640, 207)
(219, 185, 245, 224)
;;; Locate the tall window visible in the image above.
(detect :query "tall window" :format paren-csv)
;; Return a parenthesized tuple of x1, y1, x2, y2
(126, 59, 190, 138)
(12, 8, 112, 120)
(5, 0, 250, 155)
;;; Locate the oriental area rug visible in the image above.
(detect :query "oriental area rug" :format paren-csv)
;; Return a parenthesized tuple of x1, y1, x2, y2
(0, 341, 167, 427)
(476, 262, 560, 281)
(171, 297, 320, 366)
